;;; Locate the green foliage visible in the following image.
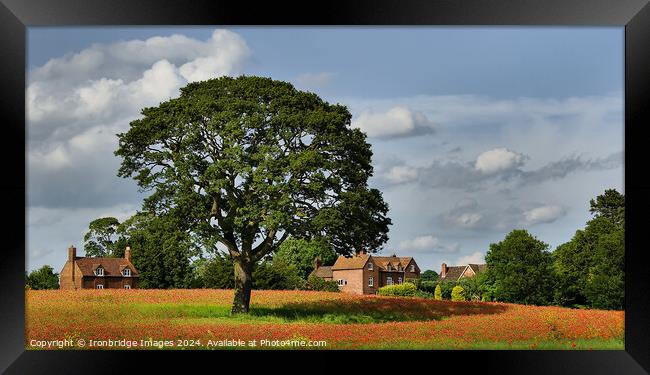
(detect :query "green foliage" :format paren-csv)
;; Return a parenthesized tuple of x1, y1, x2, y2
(415, 290, 433, 299)
(198, 254, 235, 289)
(419, 280, 438, 294)
(275, 237, 337, 279)
(378, 282, 417, 297)
(438, 281, 456, 300)
(485, 229, 554, 305)
(115, 76, 391, 311)
(451, 285, 466, 301)
(554, 189, 624, 310)
(26, 265, 59, 290)
(420, 269, 439, 282)
(83, 217, 123, 257)
(252, 258, 305, 290)
(589, 188, 624, 227)
(306, 274, 340, 292)
(459, 275, 483, 301)
(434, 284, 442, 300)
(118, 213, 198, 289)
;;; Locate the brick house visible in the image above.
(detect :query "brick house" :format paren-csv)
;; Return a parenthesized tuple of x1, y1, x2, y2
(439, 262, 486, 282)
(60, 245, 140, 290)
(314, 253, 420, 295)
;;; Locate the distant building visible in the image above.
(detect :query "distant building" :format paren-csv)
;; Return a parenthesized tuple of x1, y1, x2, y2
(439, 262, 486, 282)
(60, 245, 139, 290)
(312, 252, 421, 295)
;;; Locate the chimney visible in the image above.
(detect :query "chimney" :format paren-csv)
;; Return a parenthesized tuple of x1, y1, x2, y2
(125, 246, 132, 262)
(313, 256, 322, 270)
(441, 262, 447, 278)
(355, 249, 366, 256)
(68, 245, 76, 262)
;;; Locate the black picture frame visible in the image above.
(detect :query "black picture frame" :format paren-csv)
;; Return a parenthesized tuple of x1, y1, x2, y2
(2, 0, 649, 373)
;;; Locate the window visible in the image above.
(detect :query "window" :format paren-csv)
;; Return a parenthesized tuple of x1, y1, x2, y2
(337, 279, 347, 286)
(96, 284, 104, 289)
(368, 262, 373, 270)
(410, 264, 415, 272)
(386, 265, 391, 271)
(124, 284, 131, 289)
(398, 265, 403, 271)
(368, 277, 374, 287)
(123, 268, 131, 277)
(386, 276, 393, 285)
(95, 267, 104, 276)
(398, 277, 403, 284)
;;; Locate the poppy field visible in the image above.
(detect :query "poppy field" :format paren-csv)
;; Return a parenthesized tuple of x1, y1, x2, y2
(25, 289, 624, 350)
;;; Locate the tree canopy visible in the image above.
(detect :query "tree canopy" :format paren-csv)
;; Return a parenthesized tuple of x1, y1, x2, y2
(115, 76, 391, 312)
(274, 236, 337, 279)
(83, 217, 123, 257)
(26, 265, 59, 290)
(484, 229, 554, 305)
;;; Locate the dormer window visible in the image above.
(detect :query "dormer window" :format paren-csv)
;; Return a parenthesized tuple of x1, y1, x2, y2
(398, 265, 403, 271)
(387, 265, 392, 271)
(95, 267, 104, 277)
(368, 262, 373, 270)
(122, 268, 131, 277)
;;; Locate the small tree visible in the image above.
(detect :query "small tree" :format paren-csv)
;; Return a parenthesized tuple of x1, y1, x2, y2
(26, 265, 59, 290)
(275, 237, 337, 279)
(83, 217, 123, 257)
(451, 285, 466, 301)
(306, 274, 339, 292)
(434, 284, 442, 300)
(421, 270, 439, 282)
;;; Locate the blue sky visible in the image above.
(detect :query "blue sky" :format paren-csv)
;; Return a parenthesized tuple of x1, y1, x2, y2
(26, 27, 624, 273)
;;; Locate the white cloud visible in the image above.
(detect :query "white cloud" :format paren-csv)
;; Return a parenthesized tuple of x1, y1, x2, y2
(352, 106, 435, 138)
(27, 29, 252, 208)
(455, 251, 485, 265)
(523, 205, 567, 225)
(296, 72, 335, 87)
(399, 235, 459, 253)
(384, 165, 419, 184)
(475, 147, 527, 174)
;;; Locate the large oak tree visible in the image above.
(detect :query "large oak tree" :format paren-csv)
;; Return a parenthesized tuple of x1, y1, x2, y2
(116, 76, 391, 313)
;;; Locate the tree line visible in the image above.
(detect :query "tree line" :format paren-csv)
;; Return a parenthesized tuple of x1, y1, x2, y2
(411, 189, 624, 310)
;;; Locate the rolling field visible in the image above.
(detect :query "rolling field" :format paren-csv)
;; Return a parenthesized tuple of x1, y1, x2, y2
(25, 290, 624, 350)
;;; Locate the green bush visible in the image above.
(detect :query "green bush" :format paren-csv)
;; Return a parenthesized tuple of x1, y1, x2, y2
(451, 285, 466, 301)
(434, 284, 442, 300)
(439, 281, 456, 299)
(378, 282, 417, 297)
(419, 280, 438, 293)
(306, 274, 340, 292)
(415, 290, 433, 299)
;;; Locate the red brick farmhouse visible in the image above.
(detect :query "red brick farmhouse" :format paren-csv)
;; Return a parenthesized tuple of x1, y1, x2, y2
(60, 246, 140, 289)
(312, 252, 421, 295)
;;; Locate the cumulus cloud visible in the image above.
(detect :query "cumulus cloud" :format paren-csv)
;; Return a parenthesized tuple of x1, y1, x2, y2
(418, 150, 621, 191)
(352, 106, 435, 139)
(399, 235, 459, 253)
(475, 148, 527, 174)
(27, 29, 252, 209)
(296, 72, 335, 87)
(523, 205, 567, 225)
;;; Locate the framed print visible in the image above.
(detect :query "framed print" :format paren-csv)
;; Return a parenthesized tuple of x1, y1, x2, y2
(1, 0, 649, 373)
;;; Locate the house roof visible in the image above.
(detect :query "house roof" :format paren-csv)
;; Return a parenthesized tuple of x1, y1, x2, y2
(332, 254, 370, 270)
(372, 256, 413, 271)
(75, 257, 139, 277)
(441, 263, 487, 281)
(311, 266, 333, 278)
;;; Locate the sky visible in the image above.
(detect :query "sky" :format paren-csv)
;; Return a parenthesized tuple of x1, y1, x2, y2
(26, 27, 624, 274)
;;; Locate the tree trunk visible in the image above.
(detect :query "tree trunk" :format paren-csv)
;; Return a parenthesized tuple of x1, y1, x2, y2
(232, 258, 253, 314)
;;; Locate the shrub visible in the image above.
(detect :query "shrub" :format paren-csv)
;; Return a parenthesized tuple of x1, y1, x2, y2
(253, 258, 305, 290)
(419, 280, 438, 293)
(434, 284, 442, 300)
(306, 274, 340, 292)
(415, 290, 433, 299)
(378, 282, 417, 297)
(439, 281, 456, 299)
(451, 285, 466, 301)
